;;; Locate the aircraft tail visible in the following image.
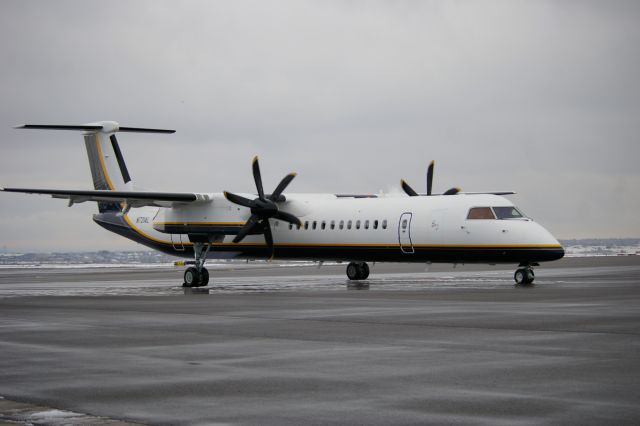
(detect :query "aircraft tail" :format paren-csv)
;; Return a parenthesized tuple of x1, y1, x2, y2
(16, 121, 175, 212)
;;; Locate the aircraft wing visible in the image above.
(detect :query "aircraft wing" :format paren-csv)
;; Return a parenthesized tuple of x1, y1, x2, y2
(454, 191, 516, 195)
(0, 187, 208, 208)
(414, 191, 516, 196)
(336, 191, 516, 198)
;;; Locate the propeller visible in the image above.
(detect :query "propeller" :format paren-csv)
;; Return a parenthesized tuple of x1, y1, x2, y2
(401, 161, 461, 196)
(224, 156, 301, 259)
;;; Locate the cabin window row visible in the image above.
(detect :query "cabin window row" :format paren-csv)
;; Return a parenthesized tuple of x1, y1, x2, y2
(282, 219, 388, 231)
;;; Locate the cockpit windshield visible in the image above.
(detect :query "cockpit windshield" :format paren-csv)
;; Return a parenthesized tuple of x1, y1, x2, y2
(467, 207, 495, 219)
(467, 206, 525, 220)
(492, 206, 524, 219)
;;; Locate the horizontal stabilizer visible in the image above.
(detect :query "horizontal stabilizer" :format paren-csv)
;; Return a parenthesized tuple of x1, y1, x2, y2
(16, 124, 103, 131)
(15, 124, 175, 134)
(118, 127, 175, 134)
(1, 187, 206, 208)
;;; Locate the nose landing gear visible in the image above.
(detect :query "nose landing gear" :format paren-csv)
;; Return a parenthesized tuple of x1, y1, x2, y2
(514, 263, 536, 285)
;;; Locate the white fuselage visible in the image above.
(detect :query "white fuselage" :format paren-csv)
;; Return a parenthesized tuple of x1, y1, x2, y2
(105, 192, 563, 264)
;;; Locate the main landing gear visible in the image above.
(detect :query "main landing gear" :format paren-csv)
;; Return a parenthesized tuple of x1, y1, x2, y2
(514, 263, 536, 285)
(183, 242, 210, 287)
(346, 261, 370, 280)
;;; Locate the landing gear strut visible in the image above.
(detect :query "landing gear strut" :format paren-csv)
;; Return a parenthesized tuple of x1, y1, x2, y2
(346, 261, 370, 280)
(514, 264, 535, 285)
(183, 242, 210, 287)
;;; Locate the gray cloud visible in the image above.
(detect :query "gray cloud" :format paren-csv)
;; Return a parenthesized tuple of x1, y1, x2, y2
(1, 0, 638, 251)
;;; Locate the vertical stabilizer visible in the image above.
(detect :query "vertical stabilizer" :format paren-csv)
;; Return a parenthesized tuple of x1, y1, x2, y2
(83, 122, 133, 212)
(83, 126, 133, 191)
(16, 121, 175, 212)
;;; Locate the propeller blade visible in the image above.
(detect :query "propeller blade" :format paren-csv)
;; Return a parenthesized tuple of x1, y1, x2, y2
(274, 210, 302, 226)
(252, 156, 265, 201)
(427, 160, 434, 196)
(262, 221, 274, 259)
(269, 172, 297, 202)
(224, 191, 256, 209)
(233, 215, 261, 243)
(401, 179, 419, 196)
(443, 187, 461, 195)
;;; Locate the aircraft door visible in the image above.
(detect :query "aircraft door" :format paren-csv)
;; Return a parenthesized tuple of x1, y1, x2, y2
(398, 212, 414, 254)
(171, 233, 185, 251)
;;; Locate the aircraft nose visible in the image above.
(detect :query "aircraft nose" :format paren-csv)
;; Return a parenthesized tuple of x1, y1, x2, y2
(544, 232, 565, 260)
(531, 222, 565, 261)
(550, 245, 565, 261)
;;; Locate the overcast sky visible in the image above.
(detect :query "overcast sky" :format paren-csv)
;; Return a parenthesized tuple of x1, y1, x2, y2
(1, 1, 638, 252)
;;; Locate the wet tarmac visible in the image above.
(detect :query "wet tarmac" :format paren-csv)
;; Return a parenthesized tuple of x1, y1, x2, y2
(0, 257, 639, 425)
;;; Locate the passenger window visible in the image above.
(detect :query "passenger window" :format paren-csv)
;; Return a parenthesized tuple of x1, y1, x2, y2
(493, 207, 524, 219)
(347, 220, 352, 230)
(364, 220, 369, 230)
(401, 219, 408, 229)
(321, 221, 326, 230)
(330, 220, 335, 230)
(312, 221, 317, 230)
(304, 221, 309, 230)
(289, 223, 293, 230)
(373, 220, 378, 230)
(296, 223, 301, 230)
(339, 220, 344, 230)
(356, 220, 361, 230)
(467, 207, 496, 220)
(382, 219, 387, 229)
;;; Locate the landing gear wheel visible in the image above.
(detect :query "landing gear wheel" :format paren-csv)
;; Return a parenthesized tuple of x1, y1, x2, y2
(357, 262, 370, 280)
(347, 262, 359, 280)
(199, 267, 209, 287)
(183, 267, 200, 287)
(183, 242, 213, 287)
(347, 262, 370, 280)
(525, 268, 535, 284)
(514, 267, 535, 285)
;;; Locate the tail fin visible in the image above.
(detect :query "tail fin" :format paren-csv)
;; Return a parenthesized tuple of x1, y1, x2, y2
(16, 121, 175, 212)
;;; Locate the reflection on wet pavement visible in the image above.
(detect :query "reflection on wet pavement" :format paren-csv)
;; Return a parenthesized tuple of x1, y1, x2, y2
(0, 269, 546, 298)
(1, 262, 639, 298)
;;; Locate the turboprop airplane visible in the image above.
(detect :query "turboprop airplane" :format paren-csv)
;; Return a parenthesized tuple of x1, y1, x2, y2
(1, 121, 564, 287)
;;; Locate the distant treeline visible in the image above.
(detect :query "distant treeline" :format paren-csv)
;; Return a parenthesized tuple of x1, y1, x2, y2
(0, 250, 175, 264)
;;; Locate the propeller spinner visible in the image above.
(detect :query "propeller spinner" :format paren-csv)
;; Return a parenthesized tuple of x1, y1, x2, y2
(401, 160, 460, 196)
(224, 157, 301, 259)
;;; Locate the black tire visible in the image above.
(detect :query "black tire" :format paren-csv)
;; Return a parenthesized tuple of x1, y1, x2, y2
(184, 267, 200, 287)
(357, 262, 370, 280)
(199, 268, 210, 287)
(346, 262, 359, 280)
(514, 268, 526, 285)
(524, 268, 535, 284)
